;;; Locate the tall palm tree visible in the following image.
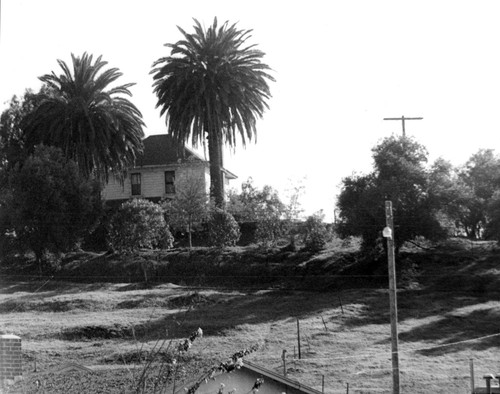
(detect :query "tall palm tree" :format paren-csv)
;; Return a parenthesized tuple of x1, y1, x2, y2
(151, 18, 274, 207)
(25, 52, 145, 180)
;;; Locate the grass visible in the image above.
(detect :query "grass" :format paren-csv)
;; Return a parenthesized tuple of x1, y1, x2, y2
(1, 238, 500, 393)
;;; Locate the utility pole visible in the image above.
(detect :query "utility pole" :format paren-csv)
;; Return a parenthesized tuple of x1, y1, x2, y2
(383, 201, 400, 394)
(383, 115, 423, 137)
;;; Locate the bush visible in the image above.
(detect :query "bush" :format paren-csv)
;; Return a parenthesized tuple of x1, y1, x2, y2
(302, 212, 331, 252)
(157, 226, 174, 249)
(109, 199, 170, 252)
(207, 208, 240, 248)
(255, 217, 285, 248)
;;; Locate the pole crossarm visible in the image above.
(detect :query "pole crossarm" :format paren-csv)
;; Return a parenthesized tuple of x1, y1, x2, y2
(383, 115, 423, 137)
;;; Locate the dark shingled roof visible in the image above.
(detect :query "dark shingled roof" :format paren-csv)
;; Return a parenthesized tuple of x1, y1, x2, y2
(134, 134, 237, 179)
(135, 134, 205, 167)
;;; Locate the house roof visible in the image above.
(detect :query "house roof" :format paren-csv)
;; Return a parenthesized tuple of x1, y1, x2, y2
(135, 134, 237, 180)
(179, 360, 323, 394)
(243, 360, 323, 394)
(135, 134, 205, 167)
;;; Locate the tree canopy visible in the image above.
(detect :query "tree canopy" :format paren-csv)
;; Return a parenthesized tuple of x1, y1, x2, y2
(337, 136, 446, 251)
(24, 52, 145, 180)
(162, 172, 208, 249)
(151, 18, 274, 207)
(0, 88, 47, 174)
(5, 145, 102, 271)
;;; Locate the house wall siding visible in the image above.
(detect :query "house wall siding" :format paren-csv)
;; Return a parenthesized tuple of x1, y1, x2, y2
(102, 164, 210, 201)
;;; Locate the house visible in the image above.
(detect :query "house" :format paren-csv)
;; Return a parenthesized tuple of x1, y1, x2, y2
(102, 134, 237, 205)
(182, 360, 324, 394)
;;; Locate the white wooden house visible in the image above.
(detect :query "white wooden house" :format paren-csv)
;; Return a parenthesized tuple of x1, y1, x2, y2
(181, 360, 324, 394)
(102, 134, 237, 205)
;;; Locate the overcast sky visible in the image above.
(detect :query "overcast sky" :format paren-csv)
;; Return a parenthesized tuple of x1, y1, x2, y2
(1, 1, 500, 220)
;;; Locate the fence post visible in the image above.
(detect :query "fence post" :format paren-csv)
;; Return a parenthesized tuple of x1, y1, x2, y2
(296, 318, 301, 359)
(483, 374, 494, 394)
(282, 350, 287, 377)
(469, 359, 474, 394)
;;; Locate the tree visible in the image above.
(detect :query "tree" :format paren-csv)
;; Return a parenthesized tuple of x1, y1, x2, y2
(0, 88, 48, 175)
(24, 52, 145, 180)
(109, 199, 170, 253)
(1, 90, 45, 241)
(6, 145, 102, 273)
(456, 149, 500, 238)
(485, 190, 500, 241)
(151, 18, 274, 207)
(227, 178, 286, 247)
(337, 136, 446, 252)
(427, 157, 467, 235)
(162, 173, 208, 248)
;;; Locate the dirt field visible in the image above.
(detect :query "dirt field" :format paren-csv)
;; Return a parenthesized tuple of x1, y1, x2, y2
(1, 277, 499, 393)
(1, 240, 500, 393)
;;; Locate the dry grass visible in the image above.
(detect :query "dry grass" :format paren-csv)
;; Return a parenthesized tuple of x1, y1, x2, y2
(1, 240, 500, 393)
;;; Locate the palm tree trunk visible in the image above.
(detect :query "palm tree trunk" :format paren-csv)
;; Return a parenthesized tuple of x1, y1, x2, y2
(207, 131, 225, 208)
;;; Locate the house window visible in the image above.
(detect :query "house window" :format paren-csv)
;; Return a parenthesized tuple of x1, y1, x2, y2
(131, 173, 141, 196)
(165, 171, 175, 194)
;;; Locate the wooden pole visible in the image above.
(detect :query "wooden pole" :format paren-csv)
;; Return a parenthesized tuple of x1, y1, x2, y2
(338, 293, 344, 314)
(321, 315, 328, 331)
(469, 359, 475, 394)
(297, 318, 302, 359)
(385, 200, 400, 394)
(282, 350, 287, 377)
(322, 375, 325, 393)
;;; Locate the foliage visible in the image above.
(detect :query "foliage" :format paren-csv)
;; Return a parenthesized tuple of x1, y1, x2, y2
(457, 149, 500, 238)
(485, 190, 500, 241)
(0, 88, 49, 174)
(5, 145, 102, 271)
(162, 171, 208, 248)
(24, 52, 144, 180)
(284, 178, 305, 221)
(109, 199, 170, 253)
(227, 178, 286, 247)
(207, 208, 240, 248)
(427, 150, 500, 239)
(302, 211, 331, 252)
(132, 327, 203, 393)
(337, 136, 447, 251)
(152, 18, 274, 207)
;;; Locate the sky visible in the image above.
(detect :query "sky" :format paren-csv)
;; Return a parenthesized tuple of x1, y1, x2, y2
(1, 0, 500, 221)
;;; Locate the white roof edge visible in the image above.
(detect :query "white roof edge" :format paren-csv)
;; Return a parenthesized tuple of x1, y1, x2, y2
(0, 334, 21, 339)
(243, 360, 323, 394)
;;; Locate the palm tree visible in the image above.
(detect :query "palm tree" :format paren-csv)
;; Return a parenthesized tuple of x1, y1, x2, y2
(151, 18, 274, 207)
(25, 52, 145, 180)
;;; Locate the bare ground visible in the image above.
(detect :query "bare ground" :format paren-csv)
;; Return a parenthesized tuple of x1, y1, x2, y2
(1, 239, 500, 393)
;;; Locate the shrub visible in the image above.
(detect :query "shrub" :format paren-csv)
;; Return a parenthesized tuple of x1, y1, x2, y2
(157, 225, 174, 249)
(302, 212, 331, 252)
(207, 208, 240, 248)
(109, 199, 169, 252)
(255, 217, 285, 248)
